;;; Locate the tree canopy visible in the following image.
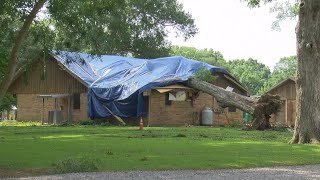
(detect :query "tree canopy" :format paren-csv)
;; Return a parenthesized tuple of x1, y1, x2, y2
(258, 56, 296, 94)
(227, 58, 271, 95)
(170, 46, 298, 96)
(0, 0, 197, 107)
(170, 46, 227, 67)
(48, 0, 197, 58)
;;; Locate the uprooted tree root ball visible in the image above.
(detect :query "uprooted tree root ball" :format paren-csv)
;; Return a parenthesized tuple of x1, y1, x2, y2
(251, 94, 282, 130)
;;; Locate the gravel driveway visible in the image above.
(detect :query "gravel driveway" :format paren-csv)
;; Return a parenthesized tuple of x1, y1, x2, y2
(8, 164, 320, 180)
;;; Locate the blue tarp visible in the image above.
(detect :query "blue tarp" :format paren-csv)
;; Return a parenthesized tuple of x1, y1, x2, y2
(52, 51, 234, 118)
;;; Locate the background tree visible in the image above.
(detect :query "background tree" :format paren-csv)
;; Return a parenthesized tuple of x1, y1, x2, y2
(245, 0, 320, 144)
(0, 0, 197, 106)
(227, 58, 271, 95)
(50, 0, 197, 58)
(258, 56, 297, 94)
(170, 46, 228, 67)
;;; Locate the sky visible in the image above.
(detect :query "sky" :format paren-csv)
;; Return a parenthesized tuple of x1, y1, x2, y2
(170, 0, 297, 70)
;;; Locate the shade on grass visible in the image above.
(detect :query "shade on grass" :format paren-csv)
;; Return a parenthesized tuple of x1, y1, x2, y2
(0, 126, 319, 177)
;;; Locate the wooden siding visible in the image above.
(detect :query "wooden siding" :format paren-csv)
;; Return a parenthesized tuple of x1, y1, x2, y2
(9, 59, 87, 94)
(268, 80, 296, 100)
(287, 100, 296, 126)
(213, 73, 247, 96)
(268, 79, 296, 127)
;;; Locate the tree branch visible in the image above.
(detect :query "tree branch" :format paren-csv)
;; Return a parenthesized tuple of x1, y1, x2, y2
(0, 0, 48, 104)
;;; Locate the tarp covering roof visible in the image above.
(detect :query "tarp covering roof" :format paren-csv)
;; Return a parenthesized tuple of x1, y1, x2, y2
(52, 50, 236, 118)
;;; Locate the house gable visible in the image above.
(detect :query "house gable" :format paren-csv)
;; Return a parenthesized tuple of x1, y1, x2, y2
(266, 77, 296, 100)
(213, 73, 248, 96)
(8, 58, 87, 94)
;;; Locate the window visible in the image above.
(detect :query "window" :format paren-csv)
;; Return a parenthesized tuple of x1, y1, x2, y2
(73, 93, 80, 109)
(228, 106, 236, 112)
(165, 93, 172, 106)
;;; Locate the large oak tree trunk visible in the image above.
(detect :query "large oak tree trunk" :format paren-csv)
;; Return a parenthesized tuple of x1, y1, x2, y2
(290, 0, 320, 144)
(188, 78, 281, 130)
(0, 0, 47, 105)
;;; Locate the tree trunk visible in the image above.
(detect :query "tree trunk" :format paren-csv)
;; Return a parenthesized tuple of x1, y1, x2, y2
(290, 0, 320, 144)
(0, 0, 47, 104)
(188, 78, 281, 130)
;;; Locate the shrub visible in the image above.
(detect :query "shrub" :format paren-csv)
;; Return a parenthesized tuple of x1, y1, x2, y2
(140, 156, 149, 161)
(175, 133, 187, 137)
(52, 157, 98, 174)
(78, 120, 97, 125)
(77, 120, 112, 126)
(228, 119, 243, 128)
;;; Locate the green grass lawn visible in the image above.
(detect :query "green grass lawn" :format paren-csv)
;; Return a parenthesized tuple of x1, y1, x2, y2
(0, 124, 319, 177)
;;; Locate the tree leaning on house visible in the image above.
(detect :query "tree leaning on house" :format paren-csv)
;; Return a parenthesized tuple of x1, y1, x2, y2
(245, 0, 320, 144)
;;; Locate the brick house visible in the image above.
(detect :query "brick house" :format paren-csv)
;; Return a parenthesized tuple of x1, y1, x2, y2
(145, 74, 248, 126)
(266, 77, 296, 127)
(8, 53, 248, 126)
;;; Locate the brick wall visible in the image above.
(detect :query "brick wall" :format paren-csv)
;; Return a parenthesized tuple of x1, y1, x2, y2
(148, 90, 210, 126)
(212, 108, 243, 126)
(71, 93, 89, 122)
(148, 90, 243, 126)
(16, 94, 88, 123)
(17, 94, 54, 122)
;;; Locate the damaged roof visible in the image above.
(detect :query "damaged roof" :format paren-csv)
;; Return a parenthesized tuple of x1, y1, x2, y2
(51, 50, 242, 118)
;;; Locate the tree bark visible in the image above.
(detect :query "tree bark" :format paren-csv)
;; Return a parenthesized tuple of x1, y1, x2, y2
(188, 78, 281, 130)
(0, 0, 47, 105)
(290, 0, 320, 144)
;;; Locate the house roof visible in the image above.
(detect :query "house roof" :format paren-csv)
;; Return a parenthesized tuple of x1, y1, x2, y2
(11, 50, 248, 118)
(223, 74, 248, 94)
(265, 76, 295, 94)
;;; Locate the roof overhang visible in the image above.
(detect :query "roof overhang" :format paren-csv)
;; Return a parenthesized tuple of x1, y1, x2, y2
(153, 84, 195, 93)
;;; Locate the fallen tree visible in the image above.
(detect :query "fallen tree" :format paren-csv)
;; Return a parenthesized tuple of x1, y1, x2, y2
(187, 77, 282, 130)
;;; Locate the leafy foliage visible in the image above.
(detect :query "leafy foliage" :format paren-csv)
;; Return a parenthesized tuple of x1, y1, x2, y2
(227, 58, 271, 95)
(244, 0, 273, 7)
(243, 0, 298, 30)
(0, 93, 16, 111)
(170, 46, 227, 67)
(270, 1, 299, 30)
(258, 56, 296, 94)
(193, 67, 217, 84)
(48, 0, 197, 58)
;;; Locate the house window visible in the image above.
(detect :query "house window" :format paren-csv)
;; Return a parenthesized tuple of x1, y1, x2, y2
(228, 106, 236, 112)
(73, 93, 80, 109)
(165, 93, 172, 106)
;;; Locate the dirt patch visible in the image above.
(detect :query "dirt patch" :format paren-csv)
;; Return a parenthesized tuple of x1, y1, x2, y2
(0, 168, 49, 178)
